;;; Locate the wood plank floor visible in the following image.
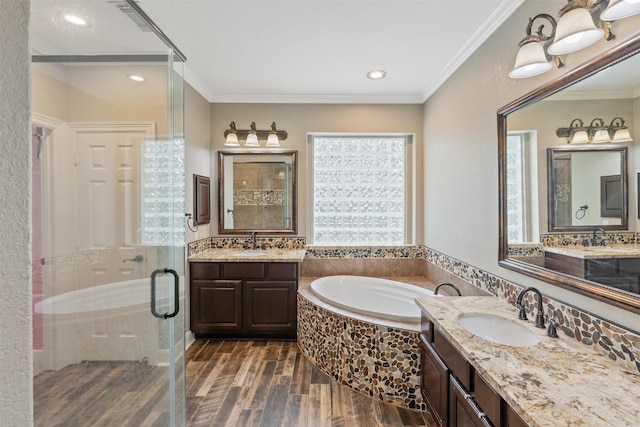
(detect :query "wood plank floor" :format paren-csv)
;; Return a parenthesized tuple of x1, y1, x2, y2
(34, 339, 436, 427)
(186, 340, 436, 427)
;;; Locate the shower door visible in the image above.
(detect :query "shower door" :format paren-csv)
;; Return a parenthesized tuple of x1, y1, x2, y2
(31, 1, 186, 425)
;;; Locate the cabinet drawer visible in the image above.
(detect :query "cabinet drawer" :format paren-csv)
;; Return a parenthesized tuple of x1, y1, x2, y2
(222, 262, 265, 278)
(434, 329, 472, 390)
(449, 375, 493, 427)
(585, 259, 617, 276)
(267, 263, 298, 280)
(190, 262, 220, 279)
(474, 370, 501, 427)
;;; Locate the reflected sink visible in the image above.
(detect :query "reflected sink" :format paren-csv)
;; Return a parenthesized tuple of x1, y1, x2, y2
(231, 251, 267, 257)
(458, 314, 540, 347)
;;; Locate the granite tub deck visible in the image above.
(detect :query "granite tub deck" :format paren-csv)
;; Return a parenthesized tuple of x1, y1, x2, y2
(415, 296, 640, 427)
(298, 276, 435, 411)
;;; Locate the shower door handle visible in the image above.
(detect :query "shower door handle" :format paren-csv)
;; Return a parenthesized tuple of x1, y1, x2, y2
(150, 268, 180, 319)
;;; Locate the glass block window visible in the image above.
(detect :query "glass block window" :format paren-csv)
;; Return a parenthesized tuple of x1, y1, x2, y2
(312, 136, 407, 245)
(506, 133, 526, 243)
(141, 138, 185, 246)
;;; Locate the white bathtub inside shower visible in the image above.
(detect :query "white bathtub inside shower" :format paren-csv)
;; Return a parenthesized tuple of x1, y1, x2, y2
(35, 276, 185, 370)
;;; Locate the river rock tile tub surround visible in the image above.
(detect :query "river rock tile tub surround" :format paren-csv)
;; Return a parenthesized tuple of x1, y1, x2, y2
(297, 291, 425, 411)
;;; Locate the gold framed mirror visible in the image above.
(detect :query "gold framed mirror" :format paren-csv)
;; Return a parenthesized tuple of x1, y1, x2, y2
(498, 33, 640, 314)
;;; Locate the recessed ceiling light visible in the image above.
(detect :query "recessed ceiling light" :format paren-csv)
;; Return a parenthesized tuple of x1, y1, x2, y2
(128, 75, 146, 82)
(367, 70, 387, 80)
(63, 14, 90, 27)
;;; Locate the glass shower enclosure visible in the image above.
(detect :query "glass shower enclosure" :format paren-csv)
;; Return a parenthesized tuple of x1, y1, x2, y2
(31, 1, 186, 425)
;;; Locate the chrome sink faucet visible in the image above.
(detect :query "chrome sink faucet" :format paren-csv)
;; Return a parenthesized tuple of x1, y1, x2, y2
(516, 287, 545, 329)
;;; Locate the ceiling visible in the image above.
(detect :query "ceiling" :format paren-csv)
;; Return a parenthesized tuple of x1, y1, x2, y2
(138, 0, 523, 104)
(31, 0, 524, 104)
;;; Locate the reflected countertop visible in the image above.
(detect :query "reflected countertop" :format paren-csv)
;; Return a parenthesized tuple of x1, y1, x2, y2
(544, 244, 640, 259)
(414, 296, 640, 427)
(188, 248, 306, 263)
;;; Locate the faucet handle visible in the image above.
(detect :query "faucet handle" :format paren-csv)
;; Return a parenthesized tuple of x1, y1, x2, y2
(517, 304, 528, 321)
(545, 318, 559, 338)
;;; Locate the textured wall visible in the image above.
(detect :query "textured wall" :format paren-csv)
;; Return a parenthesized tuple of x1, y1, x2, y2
(422, 0, 640, 329)
(0, 0, 33, 425)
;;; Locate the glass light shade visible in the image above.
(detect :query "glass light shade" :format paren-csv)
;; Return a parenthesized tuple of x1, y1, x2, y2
(547, 8, 604, 55)
(590, 128, 611, 143)
(601, 0, 640, 21)
(265, 133, 280, 147)
(509, 42, 553, 78)
(611, 127, 633, 142)
(569, 129, 590, 144)
(244, 132, 260, 147)
(224, 132, 239, 146)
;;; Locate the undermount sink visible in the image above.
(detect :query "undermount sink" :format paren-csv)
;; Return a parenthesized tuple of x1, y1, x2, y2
(458, 313, 540, 347)
(231, 250, 267, 257)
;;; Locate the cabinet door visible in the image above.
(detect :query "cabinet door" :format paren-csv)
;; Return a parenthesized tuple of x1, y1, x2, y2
(244, 280, 297, 337)
(505, 405, 527, 427)
(191, 280, 242, 332)
(420, 334, 449, 427)
(474, 371, 501, 427)
(449, 376, 493, 427)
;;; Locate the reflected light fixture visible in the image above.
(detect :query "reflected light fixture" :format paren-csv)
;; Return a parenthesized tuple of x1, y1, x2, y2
(265, 122, 281, 147)
(601, 0, 640, 21)
(128, 74, 145, 82)
(224, 121, 240, 147)
(547, 1, 605, 55)
(588, 118, 610, 143)
(244, 122, 260, 147)
(608, 117, 634, 142)
(556, 116, 634, 144)
(63, 14, 90, 27)
(224, 122, 287, 147)
(509, 14, 560, 79)
(367, 70, 386, 80)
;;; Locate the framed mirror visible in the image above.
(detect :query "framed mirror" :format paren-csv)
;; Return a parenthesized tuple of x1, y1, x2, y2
(498, 33, 640, 313)
(218, 149, 297, 235)
(547, 147, 628, 232)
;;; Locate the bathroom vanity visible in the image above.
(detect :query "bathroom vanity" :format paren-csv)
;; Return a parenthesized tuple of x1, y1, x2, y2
(544, 246, 640, 294)
(188, 248, 305, 339)
(415, 295, 640, 427)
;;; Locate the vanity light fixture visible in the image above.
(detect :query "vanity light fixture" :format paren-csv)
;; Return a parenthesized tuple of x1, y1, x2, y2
(608, 117, 633, 142)
(509, 14, 562, 79)
(601, 0, 640, 21)
(556, 116, 634, 144)
(547, 1, 606, 56)
(223, 121, 288, 147)
(244, 122, 260, 147)
(224, 121, 240, 147)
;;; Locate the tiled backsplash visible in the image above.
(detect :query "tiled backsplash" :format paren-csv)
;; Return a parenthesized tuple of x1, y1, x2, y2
(187, 236, 306, 256)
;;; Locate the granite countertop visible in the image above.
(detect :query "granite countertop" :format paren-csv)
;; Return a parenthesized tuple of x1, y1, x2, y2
(544, 244, 640, 259)
(414, 296, 640, 427)
(188, 248, 306, 263)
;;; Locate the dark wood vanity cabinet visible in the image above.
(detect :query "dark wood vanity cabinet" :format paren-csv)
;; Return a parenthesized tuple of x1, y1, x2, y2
(190, 262, 298, 339)
(420, 318, 523, 427)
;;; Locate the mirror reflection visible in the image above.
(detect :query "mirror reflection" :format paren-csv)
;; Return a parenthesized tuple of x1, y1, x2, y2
(547, 147, 627, 231)
(499, 35, 640, 312)
(218, 150, 297, 234)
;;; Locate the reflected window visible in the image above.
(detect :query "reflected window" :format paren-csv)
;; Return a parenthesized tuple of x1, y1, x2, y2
(506, 131, 537, 244)
(311, 135, 410, 245)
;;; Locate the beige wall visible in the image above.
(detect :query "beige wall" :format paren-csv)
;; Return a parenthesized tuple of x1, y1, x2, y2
(210, 103, 424, 242)
(422, 0, 640, 329)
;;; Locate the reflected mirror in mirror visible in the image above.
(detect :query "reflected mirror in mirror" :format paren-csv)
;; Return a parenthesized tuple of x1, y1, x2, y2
(498, 33, 640, 313)
(218, 150, 297, 234)
(547, 147, 627, 231)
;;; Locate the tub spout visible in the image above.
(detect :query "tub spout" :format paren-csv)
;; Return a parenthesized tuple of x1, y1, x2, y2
(123, 255, 144, 263)
(434, 282, 462, 296)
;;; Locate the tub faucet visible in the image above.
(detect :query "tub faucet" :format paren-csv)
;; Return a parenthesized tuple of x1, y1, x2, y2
(434, 282, 462, 296)
(516, 287, 545, 329)
(123, 255, 144, 263)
